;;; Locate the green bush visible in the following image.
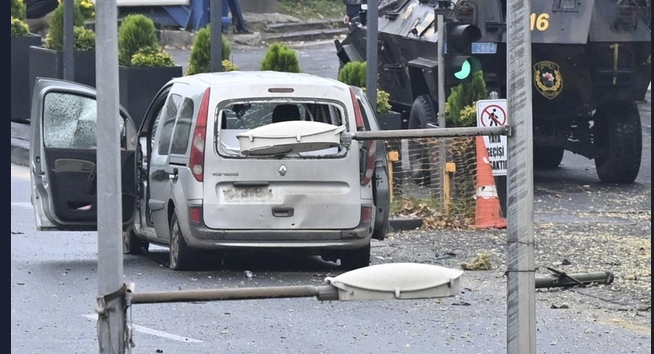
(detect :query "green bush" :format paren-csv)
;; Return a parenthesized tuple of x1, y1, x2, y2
(221, 59, 239, 72)
(339, 61, 392, 114)
(259, 42, 301, 73)
(11, 17, 30, 37)
(186, 25, 232, 75)
(72, 26, 95, 51)
(76, 0, 95, 21)
(445, 71, 487, 127)
(11, 0, 26, 20)
(130, 47, 176, 67)
(337, 61, 367, 88)
(118, 14, 160, 66)
(45, 2, 87, 51)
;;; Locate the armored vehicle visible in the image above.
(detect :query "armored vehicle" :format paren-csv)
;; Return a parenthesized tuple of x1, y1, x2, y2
(336, 0, 651, 184)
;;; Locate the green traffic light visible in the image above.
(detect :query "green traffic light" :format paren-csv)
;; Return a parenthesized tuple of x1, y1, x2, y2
(454, 60, 471, 80)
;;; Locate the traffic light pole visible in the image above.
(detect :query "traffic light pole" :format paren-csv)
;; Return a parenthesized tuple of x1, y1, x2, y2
(437, 14, 446, 210)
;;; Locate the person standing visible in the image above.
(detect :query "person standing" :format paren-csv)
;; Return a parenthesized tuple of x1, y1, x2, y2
(24, 0, 59, 38)
(344, 3, 362, 25)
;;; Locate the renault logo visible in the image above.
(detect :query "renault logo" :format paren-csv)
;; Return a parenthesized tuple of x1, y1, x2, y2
(278, 164, 287, 176)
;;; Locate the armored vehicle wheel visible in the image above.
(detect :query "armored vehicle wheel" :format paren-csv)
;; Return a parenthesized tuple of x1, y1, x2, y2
(123, 226, 148, 255)
(408, 95, 437, 186)
(169, 212, 196, 271)
(533, 146, 565, 169)
(593, 102, 642, 184)
(339, 243, 371, 270)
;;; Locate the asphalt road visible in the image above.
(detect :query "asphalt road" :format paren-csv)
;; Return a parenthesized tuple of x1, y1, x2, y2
(11, 41, 651, 354)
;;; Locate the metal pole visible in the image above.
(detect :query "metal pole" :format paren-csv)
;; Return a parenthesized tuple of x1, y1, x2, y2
(505, 0, 536, 353)
(437, 14, 446, 209)
(130, 284, 339, 304)
(366, 0, 379, 112)
(95, 0, 127, 353)
(210, 0, 223, 72)
(62, 0, 74, 81)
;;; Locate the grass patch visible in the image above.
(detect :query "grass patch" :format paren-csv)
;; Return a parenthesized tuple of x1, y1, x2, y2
(276, 0, 346, 20)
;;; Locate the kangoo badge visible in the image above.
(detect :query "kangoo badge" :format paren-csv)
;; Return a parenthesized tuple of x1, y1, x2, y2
(533, 61, 562, 99)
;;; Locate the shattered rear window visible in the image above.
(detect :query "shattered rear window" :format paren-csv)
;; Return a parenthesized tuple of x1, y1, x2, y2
(216, 100, 347, 157)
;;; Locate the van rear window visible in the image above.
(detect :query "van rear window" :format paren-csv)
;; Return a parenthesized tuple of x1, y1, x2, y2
(216, 100, 347, 157)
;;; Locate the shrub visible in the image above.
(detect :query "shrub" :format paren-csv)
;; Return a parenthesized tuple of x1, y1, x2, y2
(339, 61, 391, 114)
(337, 61, 367, 88)
(130, 47, 176, 67)
(76, 0, 95, 21)
(45, 2, 87, 51)
(186, 25, 232, 75)
(72, 26, 96, 51)
(445, 71, 487, 127)
(11, 17, 30, 37)
(222, 59, 239, 72)
(259, 42, 301, 73)
(118, 14, 160, 66)
(11, 0, 26, 20)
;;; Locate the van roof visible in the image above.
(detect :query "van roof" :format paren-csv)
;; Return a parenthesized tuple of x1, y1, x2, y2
(172, 71, 347, 89)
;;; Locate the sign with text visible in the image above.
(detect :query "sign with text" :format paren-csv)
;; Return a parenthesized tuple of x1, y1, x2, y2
(476, 99, 508, 176)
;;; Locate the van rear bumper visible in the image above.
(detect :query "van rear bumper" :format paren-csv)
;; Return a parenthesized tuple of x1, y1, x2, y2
(182, 222, 373, 252)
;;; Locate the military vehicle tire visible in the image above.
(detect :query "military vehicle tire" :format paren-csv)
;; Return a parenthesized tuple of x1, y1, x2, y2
(533, 146, 565, 169)
(594, 102, 642, 184)
(408, 95, 437, 186)
(123, 226, 148, 255)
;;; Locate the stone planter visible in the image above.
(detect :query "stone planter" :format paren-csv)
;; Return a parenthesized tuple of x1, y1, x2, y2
(11, 34, 44, 122)
(28, 46, 96, 121)
(119, 65, 183, 128)
(376, 110, 402, 130)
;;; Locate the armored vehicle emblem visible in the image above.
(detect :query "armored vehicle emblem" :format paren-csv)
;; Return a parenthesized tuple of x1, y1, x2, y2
(533, 61, 563, 100)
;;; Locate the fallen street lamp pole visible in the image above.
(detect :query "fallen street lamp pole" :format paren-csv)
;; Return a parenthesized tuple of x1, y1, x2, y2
(126, 263, 464, 305)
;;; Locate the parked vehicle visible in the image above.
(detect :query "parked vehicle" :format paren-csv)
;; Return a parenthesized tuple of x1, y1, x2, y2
(336, 0, 651, 184)
(29, 72, 390, 270)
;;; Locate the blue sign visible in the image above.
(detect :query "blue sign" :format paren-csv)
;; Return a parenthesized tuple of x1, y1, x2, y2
(444, 42, 498, 54)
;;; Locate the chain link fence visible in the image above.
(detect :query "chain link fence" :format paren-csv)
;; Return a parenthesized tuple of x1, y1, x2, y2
(383, 136, 481, 229)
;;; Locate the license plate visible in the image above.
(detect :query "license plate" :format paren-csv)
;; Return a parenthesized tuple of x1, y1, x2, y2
(222, 186, 273, 202)
(471, 42, 497, 54)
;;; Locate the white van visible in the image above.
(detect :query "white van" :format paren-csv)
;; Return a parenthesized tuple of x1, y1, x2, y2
(30, 71, 390, 271)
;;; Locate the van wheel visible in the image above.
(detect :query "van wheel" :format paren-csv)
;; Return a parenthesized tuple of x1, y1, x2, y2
(169, 212, 195, 271)
(123, 226, 148, 255)
(339, 243, 371, 270)
(408, 95, 437, 186)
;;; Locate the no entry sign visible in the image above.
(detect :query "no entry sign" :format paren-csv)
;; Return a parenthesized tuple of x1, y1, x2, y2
(476, 99, 508, 176)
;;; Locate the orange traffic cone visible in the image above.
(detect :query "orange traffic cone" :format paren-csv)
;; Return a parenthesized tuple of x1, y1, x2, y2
(474, 136, 507, 229)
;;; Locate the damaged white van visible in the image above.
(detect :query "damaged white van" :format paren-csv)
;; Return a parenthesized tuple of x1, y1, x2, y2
(29, 71, 390, 271)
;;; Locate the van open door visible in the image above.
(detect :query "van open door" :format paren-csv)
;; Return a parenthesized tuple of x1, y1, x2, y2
(29, 78, 138, 231)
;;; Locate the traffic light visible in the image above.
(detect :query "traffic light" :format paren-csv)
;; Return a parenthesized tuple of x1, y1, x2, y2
(445, 21, 482, 84)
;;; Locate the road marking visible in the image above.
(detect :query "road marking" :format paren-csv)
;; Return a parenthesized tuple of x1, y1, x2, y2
(11, 165, 30, 179)
(11, 202, 33, 209)
(83, 314, 203, 343)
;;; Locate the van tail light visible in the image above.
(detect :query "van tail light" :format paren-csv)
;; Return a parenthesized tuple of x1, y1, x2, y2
(349, 87, 365, 130)
(361, 206, 373, 223)
(189, 206, 202, 223)
(189, 87, 210, 182)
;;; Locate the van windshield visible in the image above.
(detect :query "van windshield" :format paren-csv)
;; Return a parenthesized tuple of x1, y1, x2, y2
(216, 100, 347, 157)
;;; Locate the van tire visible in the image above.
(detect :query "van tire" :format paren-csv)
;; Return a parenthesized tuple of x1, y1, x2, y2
(123, 226, 148, 255)
(169, 212, 195, 271)
(339, 243, 371, 270)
